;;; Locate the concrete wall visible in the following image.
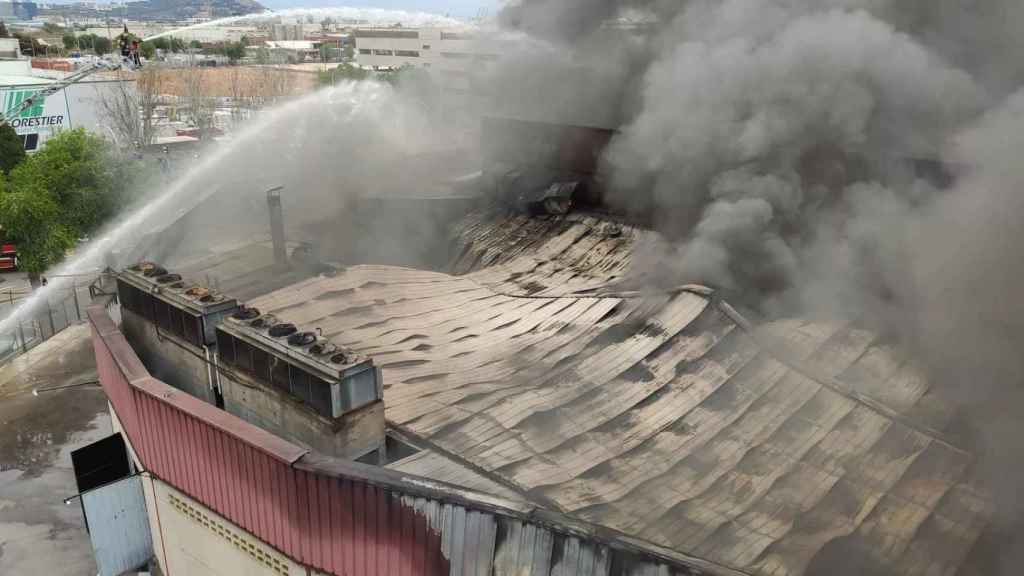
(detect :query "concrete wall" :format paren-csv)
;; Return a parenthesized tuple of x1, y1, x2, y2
(142, 476, 309, 576)
(121, 308, 218, 406)
(122, 307, 385, 461)
(219, 369, 385, 461)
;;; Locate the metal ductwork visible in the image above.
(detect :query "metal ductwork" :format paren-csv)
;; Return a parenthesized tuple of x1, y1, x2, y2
(266, 186, 287, 270)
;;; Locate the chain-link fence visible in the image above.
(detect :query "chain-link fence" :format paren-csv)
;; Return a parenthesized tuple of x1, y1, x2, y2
(0, 278, 95, 365)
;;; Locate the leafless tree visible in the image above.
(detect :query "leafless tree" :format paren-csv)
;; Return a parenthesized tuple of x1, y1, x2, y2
(95, 68, 166, 148)
(227, 65, 249, 124)
(183, 61, 214, 138)
(135, 67, 164, 145)
(95, 71, 142, 149)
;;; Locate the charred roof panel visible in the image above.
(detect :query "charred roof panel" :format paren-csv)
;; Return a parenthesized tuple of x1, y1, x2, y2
(246, 213, 990, 576)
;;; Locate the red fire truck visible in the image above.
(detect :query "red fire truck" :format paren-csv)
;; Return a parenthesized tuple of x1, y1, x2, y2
(0, 241, 18, 271)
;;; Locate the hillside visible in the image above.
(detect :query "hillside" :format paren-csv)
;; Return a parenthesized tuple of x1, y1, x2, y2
(41, 0, 265, 22)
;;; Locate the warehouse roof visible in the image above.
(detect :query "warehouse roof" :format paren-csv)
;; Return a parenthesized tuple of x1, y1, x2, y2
(246, 213, 991, 576)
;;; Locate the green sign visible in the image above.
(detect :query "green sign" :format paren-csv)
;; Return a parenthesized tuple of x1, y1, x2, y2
(3, 89, 44, 118)
(1, 88, 65, 135)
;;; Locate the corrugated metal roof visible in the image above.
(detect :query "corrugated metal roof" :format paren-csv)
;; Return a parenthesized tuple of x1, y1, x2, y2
(388, 448, 527, 502)
(244, 213, 992, 576)
(90, 302, 739, 576)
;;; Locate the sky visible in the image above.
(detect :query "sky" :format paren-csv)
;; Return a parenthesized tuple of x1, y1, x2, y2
(255, 0, 500, 19)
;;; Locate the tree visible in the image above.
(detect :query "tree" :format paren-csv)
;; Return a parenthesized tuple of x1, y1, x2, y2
(62, 33, 78, 50)
(135, 67, 163, 145)
(319, 45, 340, 62)
(317, 63, 370, 86)
(254, 46, 270, 65)
(9, 129, 120, 235)
(376, 64, 416, 87)
(223, 41, 245, 63)
(189, 39, 202, 49)
(0, 123, 25, 175)
(42, 22, 63, 34)
(151, 36, 169, 51)
(184, 67, 214, 137)
(96, 74, 143, 148)
(0, 129, 129, 284)
(93, 36, 112, 55)
(139, 40, 155, 60)
(0, 171, 77, 283)
(170, 37, 186, 52)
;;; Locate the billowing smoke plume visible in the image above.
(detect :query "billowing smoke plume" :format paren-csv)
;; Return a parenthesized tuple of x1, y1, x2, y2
(494, 0, 1024, 572)
(31, 1, 1024, 571)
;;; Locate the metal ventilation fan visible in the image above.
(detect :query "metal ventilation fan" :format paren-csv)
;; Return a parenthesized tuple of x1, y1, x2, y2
(268, 323, 297, 338)
(286, 331, 316, 347)
(231, 307, 261, 321)
(330, 351, 353, 365)
(309, 339, 338, 356)
(249, 314, 278, 329)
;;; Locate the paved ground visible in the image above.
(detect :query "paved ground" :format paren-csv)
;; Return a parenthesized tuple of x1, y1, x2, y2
(0, 323, 108, 576)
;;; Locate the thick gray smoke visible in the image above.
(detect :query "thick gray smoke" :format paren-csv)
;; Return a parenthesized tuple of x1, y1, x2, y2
(126, 79, 473, 269)
(76, 1, 1024, 571)
(493, 0, 1024, 573)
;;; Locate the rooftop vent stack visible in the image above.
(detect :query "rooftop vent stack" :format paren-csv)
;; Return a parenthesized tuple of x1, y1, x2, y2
(267, 186, 287, 270)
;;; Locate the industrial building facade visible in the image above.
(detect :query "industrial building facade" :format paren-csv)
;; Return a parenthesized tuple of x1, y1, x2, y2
(89, 303, 722, 576)
(84, 118, 993, 576)
(354, 27, 499, 72)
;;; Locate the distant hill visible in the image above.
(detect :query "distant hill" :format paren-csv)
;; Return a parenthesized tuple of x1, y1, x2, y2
(41, 0, 265, 22)
(126, 0, 265, 20)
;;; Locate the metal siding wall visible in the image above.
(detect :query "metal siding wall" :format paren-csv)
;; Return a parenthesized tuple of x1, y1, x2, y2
(82, 476, 153, 576)
(90, 308, 712, 576)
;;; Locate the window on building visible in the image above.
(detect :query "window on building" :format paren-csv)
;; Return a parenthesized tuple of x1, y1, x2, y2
(475, 53, 499, 62)
(355, 29, 419, 39)
(394, 50, 419, 57)
(359, 48, 371, 55)
(372, 49, 393, 56)
(440, 51, 471, 59)
(422, 44, 431, 50)
(21, 133, 38, 151)
(440, 32, 474, 41)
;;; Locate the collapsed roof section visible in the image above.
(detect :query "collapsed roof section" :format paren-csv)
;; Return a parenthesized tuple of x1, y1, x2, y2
(244, 212, 990, 576)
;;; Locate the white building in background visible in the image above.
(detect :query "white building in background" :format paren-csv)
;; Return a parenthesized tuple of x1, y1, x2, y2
(1, 38, 135, 151)
(270, 23, 304, 41)
(354, 27, 499, 73)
